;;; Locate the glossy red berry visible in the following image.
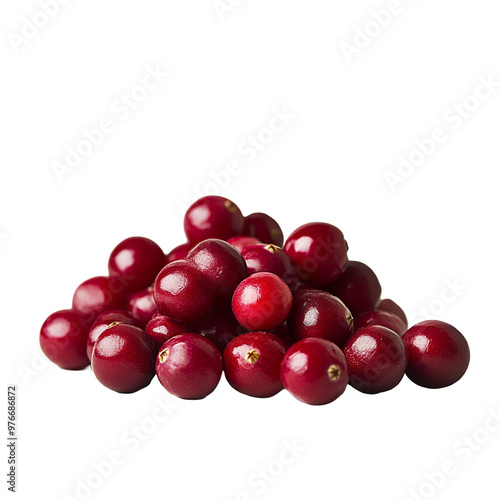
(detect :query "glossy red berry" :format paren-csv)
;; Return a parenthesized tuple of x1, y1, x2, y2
(226, 236, 261, 252)
(108, 236, 165, 293)
(165, 242, 193, 264)
(287, 290, 353, 347)
(87, 310, 141, 361)
(322, 261, 381, 316)
(40, 309, 91, 370)
(144, 314, 191, 350)
(403, 320, 470, 388)
(187, 239, 247, 301)
(223, 332, 287, 398)
(243, 212, 284, 247)
(153, 260, 217, 323)
(232, 272, 293, 331)
(284, 222, 348, 285)
(126, 286, 158, 326)
(72, 276, 127, 318)
(184, 196, 244, 244)
(343, 325, 408, 394)
(355, 310, 406, 336)
(92, 324, 156, 393)
(156, 333, 223, 399)
(280, 338, 349, 405)
(377, 298, 408, 330)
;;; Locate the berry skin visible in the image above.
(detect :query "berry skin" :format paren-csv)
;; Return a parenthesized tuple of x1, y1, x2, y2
(145, 315, 191, 350)
(87, 310, 141, 361)
(287, 290, 353, 347)
(187, 239, 247, 302)
(223, 332, 287, 398)
(156, 333, 223, 399)
(280, 338, 349, 405)
(232, 272, 293, 331)
(92, 324, 157, 393)
(403, 320, 470, 388)
(284, 222, 348, 285)
(343, 325, 408, 394)
(184, 196, 244, 244)
(355, 310, 406, 336)
(72, 276, 127, 318)
(108, 236, 165, 293)
(377, 299, 408, 330)
(243, 212, 284, 247)
(165, 242, 193, 264)
(126, 286, 158, 327)
(322, 261, 381, 316)
(226, 236, 261, 252)
(153, 260, 217, 323)
(40, 309, 91, 370)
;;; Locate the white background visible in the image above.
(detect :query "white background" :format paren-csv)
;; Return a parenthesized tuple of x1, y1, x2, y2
(1, 1, 500, 499)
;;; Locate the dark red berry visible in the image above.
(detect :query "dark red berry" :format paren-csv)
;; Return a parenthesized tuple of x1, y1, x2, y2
(268, 323, 296, 348)
(153, 260, 217, 323)
(287, 290, 353, 347)
(355, 310, 406, 336)
(243, 212, 284, 247)
(156, 333, 223, 399)
(184, 196, 244, 244)
(284, 222, 348, 285)
(144, 314, 191, 350)
(403, 320, 470, 388)
(226, 236, 261, 252)
(223, 332, 287, 398)
(232, 272, 293, 331)
(377, 298, 408, 329)
(280, 338, 349, 405)
(108, 236, 165, 293)
(343, 325, 408, 394)
(322, 261, 381, 316)
(92, 324, 156, 393)
(165, 242, 193, 264)
(40, 309, 91, 370)
(126, 286, 158, 326)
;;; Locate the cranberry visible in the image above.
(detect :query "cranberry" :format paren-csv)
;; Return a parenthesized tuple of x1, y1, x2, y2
(184, 196, 244, 244)
(156, 333, 223, 399)
(243, 212, 284, 247)
(232, 272, 293, 331)
(144, 314, 191, 350)
(280, 338, 349, 405)
(377, 298, 408, 329)
(322, 261, 381, 316)
(343, 325, 408, 394)
(268, 323, 296, 348)
(40, 309, 91, 370)
(126, 286, 158, 326)
(403, 320, 470, 388)
(92, 323, 156, 393)
(187, 239, 247, 301)
(191, 307, 244, 352)
(355, 310, 406, 336)
(287, 290, 353, 347)
(165, 242, 193, 264)
(87, 310, 141, 360)
(153, 260, 217, 322)
(284, 222, 348, 285)
(223, 332, 287, 398)
(108, 236, 165, 293)
(226, 236, 261, 252)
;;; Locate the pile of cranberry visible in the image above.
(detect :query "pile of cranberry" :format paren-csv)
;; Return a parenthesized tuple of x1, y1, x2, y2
(40, 196, 470, 405)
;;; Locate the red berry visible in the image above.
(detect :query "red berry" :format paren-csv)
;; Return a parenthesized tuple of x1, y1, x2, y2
(284, 222, 348, 285)
(280, 338, 349, 405)
(243, 212, 284, 247)
(108, 236, 165, 293)
(184, 196, 244, 244)
(403, 320, 470, 388)
(232, 272, 293, 331)
(92, 324, 156, 393)
(40, 309, 91, 370)
(223, 332, 287, 398)
(156, 333, 223, 399)
(226, 236, 261, 252)
(145, 314, 191, 350)
(126, 286, 158, 326)
(165, 242, 193, 264)
(343, 325, 408, 394)
(355, 310, 406, 336)
(377, 298, 408, 330)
